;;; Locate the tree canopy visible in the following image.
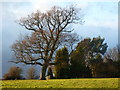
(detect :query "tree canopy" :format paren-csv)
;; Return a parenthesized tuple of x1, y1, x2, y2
(55, 47, 70, 79)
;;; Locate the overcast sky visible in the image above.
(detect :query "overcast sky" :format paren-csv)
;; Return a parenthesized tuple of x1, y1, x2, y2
(0, 0, 118, 78)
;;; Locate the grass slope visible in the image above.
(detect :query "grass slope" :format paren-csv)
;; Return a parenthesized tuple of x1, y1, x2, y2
(1, 78, 119, 89)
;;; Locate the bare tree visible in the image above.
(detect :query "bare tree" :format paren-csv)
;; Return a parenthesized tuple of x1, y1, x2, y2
(27, 67, 37, 79)
(63, 33, 80, 51)
(104, 47, 118, 62)
(11, 6, 82, 80)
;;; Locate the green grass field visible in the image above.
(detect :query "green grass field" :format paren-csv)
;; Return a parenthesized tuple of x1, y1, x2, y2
(1, 78, 119, 89)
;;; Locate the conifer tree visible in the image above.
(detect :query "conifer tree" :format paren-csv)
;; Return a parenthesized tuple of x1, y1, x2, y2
(55, 47, 70, 79)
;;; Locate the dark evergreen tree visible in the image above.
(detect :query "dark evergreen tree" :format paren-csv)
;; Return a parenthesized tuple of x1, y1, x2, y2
(70, 36, 108, 78)
(55, 47, 70, 79)
(70, 39, 92, 78)
(85, 37, 108, 77)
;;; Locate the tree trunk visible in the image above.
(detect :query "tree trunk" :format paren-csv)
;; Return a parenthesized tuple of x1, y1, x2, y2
(91, 65, 97, 78)
(40, 64, 48, 80)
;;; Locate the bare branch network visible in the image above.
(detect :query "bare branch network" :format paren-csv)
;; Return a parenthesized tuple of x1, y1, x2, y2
(11, 6, 82, 67)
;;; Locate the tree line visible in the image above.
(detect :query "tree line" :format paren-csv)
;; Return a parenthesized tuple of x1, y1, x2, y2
(54, 37, 120, 79)
(4, 36, 120, 80)
(3, 66, 38, 80)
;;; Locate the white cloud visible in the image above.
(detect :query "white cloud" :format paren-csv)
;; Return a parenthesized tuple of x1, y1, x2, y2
(85, 19, 118, 30)
(1, 0, 84, 20)
(30, 1, 53, 12)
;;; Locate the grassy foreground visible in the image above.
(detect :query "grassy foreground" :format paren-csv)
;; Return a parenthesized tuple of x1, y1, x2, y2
(1, 78, 119, 89)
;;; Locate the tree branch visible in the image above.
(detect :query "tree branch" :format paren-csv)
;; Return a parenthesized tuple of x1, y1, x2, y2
(9, 60, 43, 66)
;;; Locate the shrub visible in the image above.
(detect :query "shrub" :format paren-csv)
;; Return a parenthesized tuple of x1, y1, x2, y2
(3, 66, 22, 80)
